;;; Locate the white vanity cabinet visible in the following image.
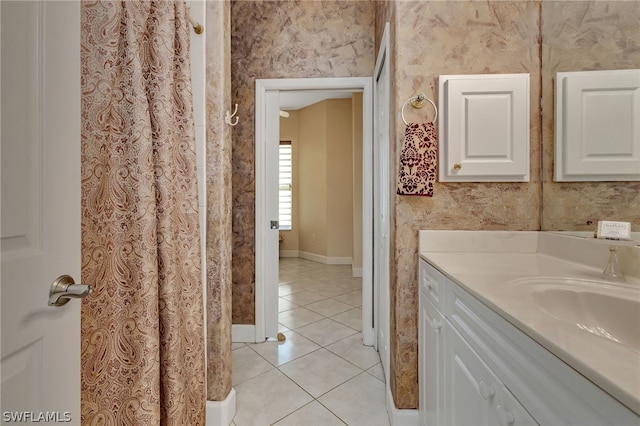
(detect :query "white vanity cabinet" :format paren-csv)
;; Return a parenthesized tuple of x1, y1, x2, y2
(418, 260, 445, 426)
(418, 257, 639, 426)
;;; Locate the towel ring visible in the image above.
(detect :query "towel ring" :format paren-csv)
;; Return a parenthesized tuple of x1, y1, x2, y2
(401, 94, 438, 126)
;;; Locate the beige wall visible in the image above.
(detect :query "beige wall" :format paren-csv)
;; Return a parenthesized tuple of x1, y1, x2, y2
(326, 99, 354, 259)
(279, 111, 300, 253)
(281, 99, 356, 261)
(299, 102, 329, 256)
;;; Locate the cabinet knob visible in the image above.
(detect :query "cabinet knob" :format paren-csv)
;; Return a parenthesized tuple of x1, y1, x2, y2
(496, 405, 515, 426)
(425, 279, 433, 290)
(453, 163, 462, 170)
(431, 318, 442, 332)
(478, 381, 495, 400)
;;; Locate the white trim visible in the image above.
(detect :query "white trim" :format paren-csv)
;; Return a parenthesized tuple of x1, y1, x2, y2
(255, 77, 374, 344)
(278, 250, 299, 258)
(232, 324, 258, 343)
(373, 21, 392, 384)
(206, 388, 236, 426)
(298, 251, 352, 265)
(386, 385, 419, 426)
(352, 267, 363, 278)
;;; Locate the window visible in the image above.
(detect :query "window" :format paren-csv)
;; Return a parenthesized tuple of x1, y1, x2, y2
(279, 141, 292, 230)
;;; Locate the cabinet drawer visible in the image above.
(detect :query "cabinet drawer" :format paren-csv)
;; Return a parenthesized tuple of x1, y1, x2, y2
(419, 258, 444, 308)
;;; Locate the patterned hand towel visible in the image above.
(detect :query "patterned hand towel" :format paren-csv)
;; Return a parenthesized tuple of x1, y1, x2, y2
(396, 122, 437, 196)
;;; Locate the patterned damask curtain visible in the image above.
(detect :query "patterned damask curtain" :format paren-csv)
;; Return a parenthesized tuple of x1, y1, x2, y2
(80, 1, 205, 424)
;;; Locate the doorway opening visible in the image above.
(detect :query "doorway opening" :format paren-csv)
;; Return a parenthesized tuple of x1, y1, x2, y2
(252, 77, 375, 346)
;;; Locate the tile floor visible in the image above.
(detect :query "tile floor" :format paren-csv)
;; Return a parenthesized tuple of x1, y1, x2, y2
(231, 258, 390, 426)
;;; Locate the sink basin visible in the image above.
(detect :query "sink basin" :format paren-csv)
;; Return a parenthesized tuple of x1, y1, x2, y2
(511, 277, 640, 348)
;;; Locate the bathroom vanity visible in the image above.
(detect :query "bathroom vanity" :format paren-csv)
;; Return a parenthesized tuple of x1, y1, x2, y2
(418, 231, 640, 426)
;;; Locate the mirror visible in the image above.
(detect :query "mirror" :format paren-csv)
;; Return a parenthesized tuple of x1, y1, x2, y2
(540, 1, 640, 231)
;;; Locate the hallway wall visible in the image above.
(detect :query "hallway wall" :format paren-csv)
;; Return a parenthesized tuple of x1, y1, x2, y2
(230, 1, 375, 324)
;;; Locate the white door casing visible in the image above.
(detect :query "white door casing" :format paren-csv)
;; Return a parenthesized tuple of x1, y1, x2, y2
(250, 77, 373, 344)
(373, 22, 391, 381)
(1, 1, 81, 421)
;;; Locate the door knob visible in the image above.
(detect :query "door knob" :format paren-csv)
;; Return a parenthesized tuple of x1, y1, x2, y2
(48, 275, 92, 307)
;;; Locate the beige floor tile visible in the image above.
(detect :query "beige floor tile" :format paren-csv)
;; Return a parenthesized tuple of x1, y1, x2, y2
(278, 307, 325, 330)
(232, 346, 274, 387)
(279, 349, 362, 398)
(272, 401, 345, 426)
(278, 297, 299, 313)
(333, 290, 362, 307)
(330, 308, 362, 331)
(281, 290, 328, 306)
(234, 369, 313, 426)
(319, 373, 389, 426)
(326, 333, 381, 370)
(366, 362, 386, 383)
(249, 330, 321, 367)
(308, 284, 352, 298)
(304, 298, 353, 317)
(279, 283, 306, 297)
(278, 323, 291, 334)
(295, 318, 358, 347)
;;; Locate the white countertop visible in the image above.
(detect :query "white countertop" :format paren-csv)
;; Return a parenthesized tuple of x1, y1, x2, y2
(419, 231, 640, 416)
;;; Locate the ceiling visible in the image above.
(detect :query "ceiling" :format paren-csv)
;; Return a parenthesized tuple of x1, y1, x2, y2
(279, 90, 357, 111)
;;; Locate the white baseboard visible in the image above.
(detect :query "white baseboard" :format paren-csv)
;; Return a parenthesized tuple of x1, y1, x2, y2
(298, 251, 352, 265)
(352, 267, 363, 277)
(279, 249, 299, 258)
(386, 384, 419, 426)
(206, 388, 236, 426)
(232, 324, 255, 343)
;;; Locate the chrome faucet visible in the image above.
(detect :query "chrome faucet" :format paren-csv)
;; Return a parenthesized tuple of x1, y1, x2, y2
(603, 246, 626, 282)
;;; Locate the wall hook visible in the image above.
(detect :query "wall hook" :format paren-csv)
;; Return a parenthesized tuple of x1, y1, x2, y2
(225, 104, 239, 126)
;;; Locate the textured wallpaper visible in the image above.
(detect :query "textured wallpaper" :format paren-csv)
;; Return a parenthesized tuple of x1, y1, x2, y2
(230, 0, 375, 323)
(541, 0, 640, 231)
(205, 0, 233, 401)
(390, 0, 542, 408)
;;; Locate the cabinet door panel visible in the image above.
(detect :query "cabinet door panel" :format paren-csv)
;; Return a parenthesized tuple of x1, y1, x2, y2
(445, 322, 500, 426)
(420, 293, 443, 426)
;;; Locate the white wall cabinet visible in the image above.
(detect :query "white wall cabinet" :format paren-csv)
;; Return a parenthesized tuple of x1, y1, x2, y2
(418, 258, 638, 426)
(438, 74, 530, 182)
(555, 69, 640, 181)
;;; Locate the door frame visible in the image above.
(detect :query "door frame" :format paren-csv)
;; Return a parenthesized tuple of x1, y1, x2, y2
(251, 77, 374, 344)
(373, 22, 391, 380)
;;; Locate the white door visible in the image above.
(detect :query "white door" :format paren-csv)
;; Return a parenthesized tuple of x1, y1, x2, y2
(1, 1, 82, 422)
(261, 89, 281, 340)
(373, 23, 391, 379)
